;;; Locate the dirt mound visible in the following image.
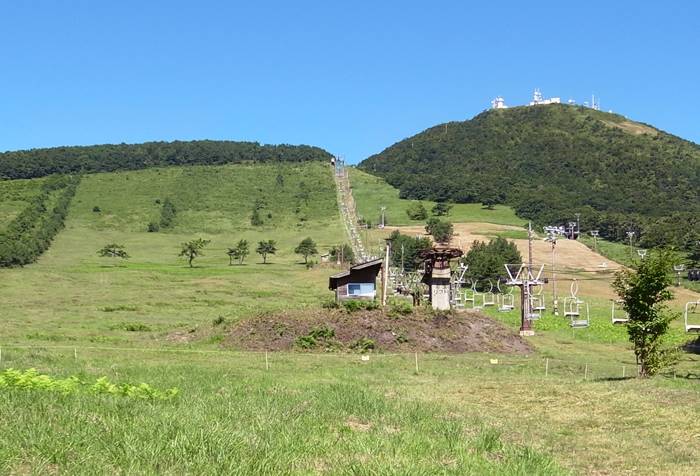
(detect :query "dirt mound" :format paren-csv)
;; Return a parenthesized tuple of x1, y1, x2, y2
(225, 309, 533, 354)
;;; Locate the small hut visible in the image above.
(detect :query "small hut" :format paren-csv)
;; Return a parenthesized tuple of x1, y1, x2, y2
(328, 258, 383, 302)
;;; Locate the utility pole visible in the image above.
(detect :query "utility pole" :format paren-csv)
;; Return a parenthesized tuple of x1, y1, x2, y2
(382, 239, 391, 307)
(626, 231, 635, 257)
(590, 230, 599, 253)
(379, 206, 386, 228)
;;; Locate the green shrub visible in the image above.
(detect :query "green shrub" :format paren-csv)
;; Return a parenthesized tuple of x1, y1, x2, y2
(389, 299, 413, 316)
(342, 300, 379, 312)
(351, 337, 376, 353)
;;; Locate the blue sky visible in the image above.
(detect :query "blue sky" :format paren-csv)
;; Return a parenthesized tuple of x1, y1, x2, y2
(1, 1, 698, 163)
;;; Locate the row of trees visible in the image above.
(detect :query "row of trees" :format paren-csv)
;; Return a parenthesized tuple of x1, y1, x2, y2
(0, 175, 80, 267)
(405, 201, 452, 220)
(0, 141, 332, 180)
(99, 237, 320, 268)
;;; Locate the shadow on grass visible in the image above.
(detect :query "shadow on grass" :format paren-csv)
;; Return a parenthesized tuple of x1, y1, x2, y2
(681, 336, 700, 354)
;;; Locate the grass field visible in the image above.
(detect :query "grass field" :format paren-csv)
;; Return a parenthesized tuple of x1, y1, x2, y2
(1, 162, 699, 474)
(349, 168, 525, 227)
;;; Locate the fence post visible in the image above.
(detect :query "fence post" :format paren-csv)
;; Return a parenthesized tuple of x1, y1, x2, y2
(265, 351, 269, 371)
(622, 365, 625, 378)
(545, 358, 549, 377)
(74, 348, 77, 362)
(584, 363, 588, 381)
(414, 352, 419, 374)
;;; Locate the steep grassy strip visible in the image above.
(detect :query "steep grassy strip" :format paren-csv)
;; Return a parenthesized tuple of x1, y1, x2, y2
(0, 175, 80, 267)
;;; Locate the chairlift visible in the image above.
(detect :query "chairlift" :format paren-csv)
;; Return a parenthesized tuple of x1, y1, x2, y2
(611, 299, 628, 325)
(482, 279, 496, 307)
(464, 280, 480, 309)
(564, 280, 589, 328)
(684, 301, 700, 332)
(497, 280, 515, 312)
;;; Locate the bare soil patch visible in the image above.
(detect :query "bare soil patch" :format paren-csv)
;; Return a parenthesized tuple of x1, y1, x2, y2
(224, 308, 533, 354)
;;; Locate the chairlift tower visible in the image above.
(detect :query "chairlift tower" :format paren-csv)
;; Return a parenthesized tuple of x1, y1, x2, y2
(590, 230, 600, 253)
(626, 231, 635, 255)
(544, 225, 566, 315)
(505, 222, 545, 336)
(674, 264, 685, 287)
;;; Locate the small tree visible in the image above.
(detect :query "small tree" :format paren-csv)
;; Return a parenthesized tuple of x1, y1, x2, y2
(406, 201, 428, 220)
(431, 202, 452, 217)
(329, 244, 354, 265)
(97, 243, 129, 262)
(425, 218, 454, 243)
(227, 239, 249, 265)
(256, 240, 277, 264)
(612, 249, 679, 377)
(179, 238, 210, 268)
(294, 237, 318, 264)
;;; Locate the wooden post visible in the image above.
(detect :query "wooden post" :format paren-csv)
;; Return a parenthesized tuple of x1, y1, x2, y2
(265, 351, 269, 371)
(414, 352, 419, 374)
(584, 363, 588, 380)
(545, 358, 549, 376)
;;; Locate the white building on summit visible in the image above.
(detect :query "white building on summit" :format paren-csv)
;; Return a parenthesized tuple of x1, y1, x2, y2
(528, 88, 560, 105)
(490, 89, 600, 111)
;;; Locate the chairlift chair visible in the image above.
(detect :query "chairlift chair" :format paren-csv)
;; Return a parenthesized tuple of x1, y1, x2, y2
(611, 299, 629, 325)
(464, 279, 481, 309)
(563, 280, 589, 328)
(482, 279, 496, 307)
(684, 301, 700, 332)
(497, 281, 515, 312)
(530, 286, 546, 312)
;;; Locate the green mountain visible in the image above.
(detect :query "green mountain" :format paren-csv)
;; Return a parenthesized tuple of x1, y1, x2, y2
(0, 140, 331, 179)
(359, 105, 700, 249)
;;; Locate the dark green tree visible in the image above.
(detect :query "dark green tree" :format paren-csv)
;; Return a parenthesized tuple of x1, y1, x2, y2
(256, 240, 277, 264)
(463, 238, 522, 286)
(611, 249, 679, 377)
(431, 202, 452, 216)
(294, 237, 318, 264)
(179, 238, 210, 268)
(159, 198, 177, 229)
(251, 208, 263, 226)
(406, 201, 428, 220)
(388, 230, 432, 271)
(425, 217, 454, 243)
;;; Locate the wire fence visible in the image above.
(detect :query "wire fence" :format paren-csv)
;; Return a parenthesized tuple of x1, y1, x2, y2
(3, 343, 693, 382)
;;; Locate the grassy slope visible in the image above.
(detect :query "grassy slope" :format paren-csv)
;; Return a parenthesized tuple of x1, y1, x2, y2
(0, 162, 346, 346)
(349, 167, 525, 227)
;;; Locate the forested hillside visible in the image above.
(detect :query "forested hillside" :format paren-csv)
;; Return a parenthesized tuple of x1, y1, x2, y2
(0, 140, 331, 179)
(359, 105, 700, 250)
